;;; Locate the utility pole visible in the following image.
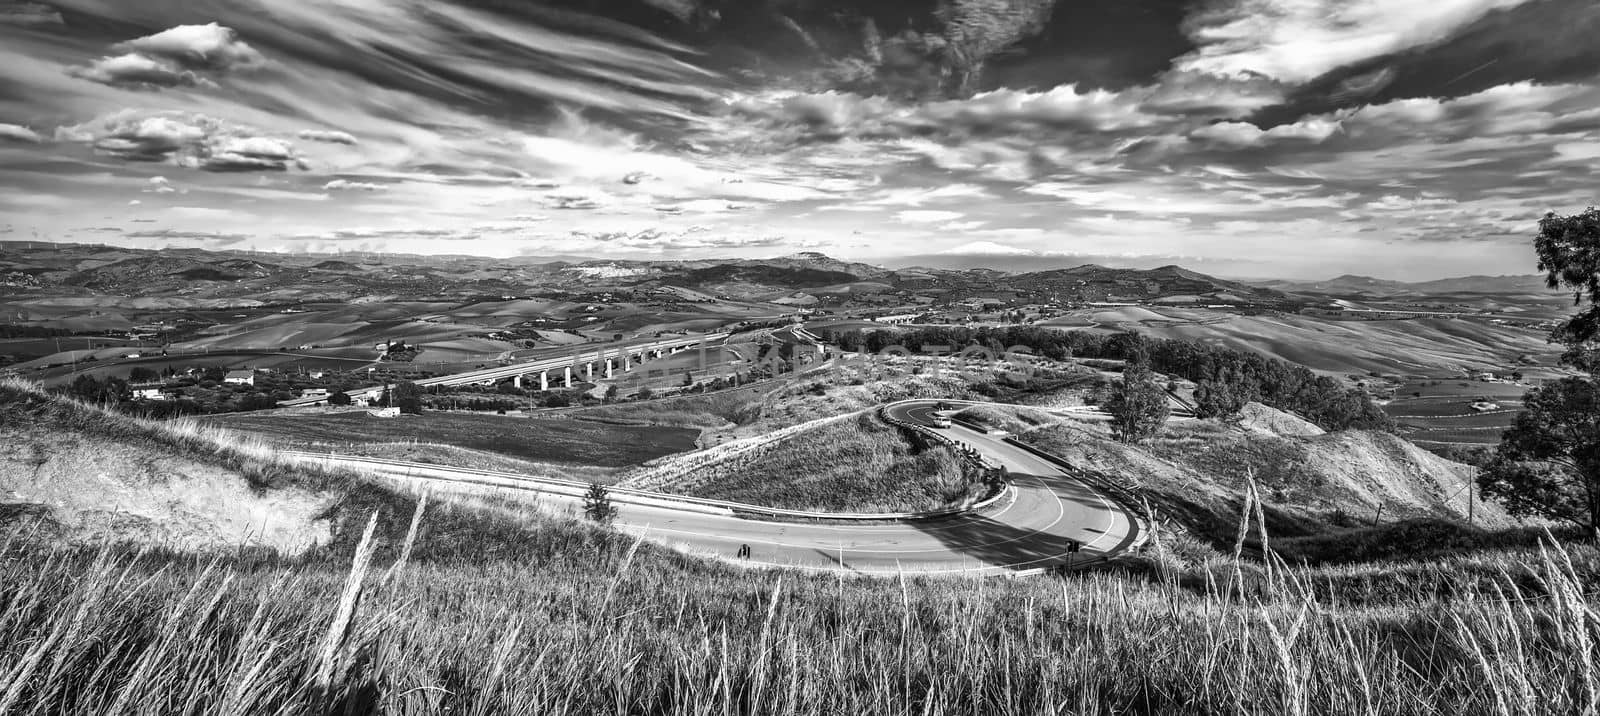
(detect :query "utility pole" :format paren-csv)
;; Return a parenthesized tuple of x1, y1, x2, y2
(1468, 465, 1475, 527)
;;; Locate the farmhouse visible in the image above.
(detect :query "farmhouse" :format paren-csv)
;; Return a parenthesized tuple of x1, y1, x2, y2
(223, 370, 255, 386)
(873, 313, 923, 325)
(131, 384, 168, 401)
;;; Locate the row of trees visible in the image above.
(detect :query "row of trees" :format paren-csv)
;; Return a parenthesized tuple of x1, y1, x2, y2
(823, 325, 1391, 431)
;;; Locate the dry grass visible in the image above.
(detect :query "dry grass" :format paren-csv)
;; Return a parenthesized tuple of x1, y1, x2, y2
(4, 494, 1600, 715)
(0, 376, 344, 491)
(952, 403, 1060, 434)
(636, 411, 983, 513)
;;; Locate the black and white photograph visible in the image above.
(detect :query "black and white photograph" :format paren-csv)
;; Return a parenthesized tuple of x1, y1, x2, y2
(1, 0, 1599, 713)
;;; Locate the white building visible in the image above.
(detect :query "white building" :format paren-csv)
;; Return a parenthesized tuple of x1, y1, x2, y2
(223, 370, 255, 385)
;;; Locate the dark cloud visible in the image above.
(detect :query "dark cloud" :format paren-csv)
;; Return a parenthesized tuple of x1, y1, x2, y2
(126, 228, 252, 243)
(68, 53, 210, 89)
(551, 195, 601, 210)
(298, 129, 358, 145)
(0, 2, 61, 26)
(59, 114, 208, 161)
(56, 111, 305, 171)
(202, 136, 303, 172)
(982, 0, 1200, 92)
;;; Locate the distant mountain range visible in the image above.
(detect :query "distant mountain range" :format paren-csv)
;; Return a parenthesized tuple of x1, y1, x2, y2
(0, 242, 1561, 308)
(1255, 274, 1555, 296)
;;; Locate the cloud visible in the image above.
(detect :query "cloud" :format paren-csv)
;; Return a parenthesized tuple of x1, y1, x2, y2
(0, 2, 61, 26)
(1190, 117, 1344, 146)
(938, 221, 988, 232)
(731, 84, 1162, 141)
(67, 24, 263, 90)
(937, 241, 1038, 256)
(863, 184, 992, 207)
(0, 123, 41, 143)
(57, 111, 305, 171)
(58, 113, 208, 161)
(145, 176, 178, 194)
(323, 179, 386, 191)
(117, 23, 266, 72)
(298, 129, 358, 145)
(570, 228, 785, 252)
(203, 136, 303, 172)
(896, 210, 965, 224)
(126, 228, 251, 243)
(1175, 0, 1535, 83)
(550, 194, 602, 210)
(917, 85, 1163, 133)
(68, 53, 209, 89)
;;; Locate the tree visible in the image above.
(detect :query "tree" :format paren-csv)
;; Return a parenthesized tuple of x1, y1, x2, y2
(239, 393, 277, 411)
(1481, 208, 1600, 536)
(379, 381, 424, 414)
(68, 374, 102, 401)
(1483, 378, 1600, 535)
(582, 482, 618, 525)
(328, 391, 352, 406)
(636, 387, 654, 401)
(1106, 331, 1149, 367)
(1104, 366, 1170, 443)
(1194, 379, 1247, 420)
(603, 384, 619, 402)
(128, 366, 158, 382)
(1535, 207, 1600, 371)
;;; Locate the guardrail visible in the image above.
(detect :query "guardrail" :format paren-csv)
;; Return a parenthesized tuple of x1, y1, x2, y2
(999, 437, 1151, 554)
(876, 403, 1001, 473)
(287, 450, 1013, 524)
(876, 402, 1013, 514)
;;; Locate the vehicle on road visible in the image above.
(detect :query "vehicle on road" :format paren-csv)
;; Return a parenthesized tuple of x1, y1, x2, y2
(931, 416, 952, 428)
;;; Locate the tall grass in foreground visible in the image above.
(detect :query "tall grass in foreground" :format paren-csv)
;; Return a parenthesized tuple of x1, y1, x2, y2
(5, 500, 1600, 715)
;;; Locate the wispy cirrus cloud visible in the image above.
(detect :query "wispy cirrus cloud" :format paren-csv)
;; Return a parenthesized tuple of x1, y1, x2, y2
(0, 0, 1595, 277)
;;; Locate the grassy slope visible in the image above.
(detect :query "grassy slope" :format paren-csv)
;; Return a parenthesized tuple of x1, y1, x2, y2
(2, 500, 1598, 715)
(602, 370, 1005, 512)
(0, 377, 351, 551)
(1055, 308, 1556, 376)
(206, 410, 699, 467)
(656, 412, 981, 513)
(1007, 408, 1509, 548)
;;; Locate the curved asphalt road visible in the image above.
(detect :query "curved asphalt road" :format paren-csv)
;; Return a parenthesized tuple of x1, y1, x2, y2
(310, 399, 1140, 576)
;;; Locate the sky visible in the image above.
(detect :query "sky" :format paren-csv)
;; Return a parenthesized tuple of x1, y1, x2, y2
(0, 0, 1596, 280)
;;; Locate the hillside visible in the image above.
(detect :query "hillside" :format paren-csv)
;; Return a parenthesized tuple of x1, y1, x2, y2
(0, 378, 349, 551)
(1041, 307, 1556, 375)
(964, 402, 1508, 546)
(1007, 264, 1298, 305)
(1262, 273, 1552, 296)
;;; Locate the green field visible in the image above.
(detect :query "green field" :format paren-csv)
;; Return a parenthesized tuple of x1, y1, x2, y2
(208, 411, 699, 466)
(1051, 307, 1559, 377)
